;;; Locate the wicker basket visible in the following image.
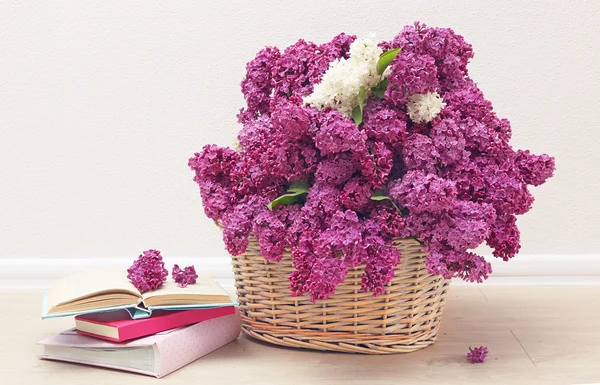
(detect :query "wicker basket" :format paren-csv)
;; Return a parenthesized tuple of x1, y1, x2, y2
(231, 236, 451, 354)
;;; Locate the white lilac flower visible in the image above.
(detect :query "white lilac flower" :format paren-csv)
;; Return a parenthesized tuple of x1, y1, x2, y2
(303, 38, 386, 117)
(232, 138, 242, 152)
(406, 92, 446, 123)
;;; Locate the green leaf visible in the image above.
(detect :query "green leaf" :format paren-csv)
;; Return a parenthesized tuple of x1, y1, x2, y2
(358, 86, 366, 111)
(376, 48, 402, 76)
(370, 189, 401, 212)
(370, 189, 391, 201)
(352, 86, 366, 125)
(267, 181, 310, 211)
(267, 192, 307, 211)
(286, 180, 309, 194)
(371, 78, 389, 98)
(352, 105, 362, 125)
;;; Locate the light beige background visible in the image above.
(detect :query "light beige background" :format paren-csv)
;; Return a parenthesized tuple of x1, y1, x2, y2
(0, 1, 598, 263)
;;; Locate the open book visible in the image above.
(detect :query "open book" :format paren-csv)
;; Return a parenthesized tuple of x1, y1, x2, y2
(42, 267, 235, 319)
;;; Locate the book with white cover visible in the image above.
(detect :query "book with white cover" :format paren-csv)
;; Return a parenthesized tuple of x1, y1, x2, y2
(38, 310, 241, 378)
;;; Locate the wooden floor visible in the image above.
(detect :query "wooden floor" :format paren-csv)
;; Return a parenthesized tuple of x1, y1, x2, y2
(1, 286, 599, 384)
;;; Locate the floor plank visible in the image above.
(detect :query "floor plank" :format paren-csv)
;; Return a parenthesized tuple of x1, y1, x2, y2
(513, 330, 600, 368)
(1, 287, 599, 384)
(442, 286, 600, 332)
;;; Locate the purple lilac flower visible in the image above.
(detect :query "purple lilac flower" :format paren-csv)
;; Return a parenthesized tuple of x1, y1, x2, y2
(188, 144, 239, 182)
(402, 134, 440, 173)
(189, 24, 555, 301)
(253, 209, 288, 262)
(271, 101, 312, 142)
(305, 252, 350, 302)
(270, 34, 355, 103)
(361, 245, 400, 296)
(315, 109, 368, 156)
(386, 52, 439, 106)
(514, 150, 556, 186)
(362, 141, 394, 189)
(238, 46, 280, 123)
(127, 249, 169, 293)
(318, 210, 366, 267)
(430, 118, 470, 166)
(362, 100, 408, 148)
(237, 115, 274, 153)
(340, 177, 374, 213)
(466, 346, 489, 363)
(368, 206, 407, 239)
(172, 264, 198, 288)
(486, 214, 521, 261)
(314, 153, 355, 186)
(389, 171, 457, 215)
(221, 195, 270, 255)
(193, 180, 235, 221)
(427, 249, 492, 283)
(188, 145, 240, 221)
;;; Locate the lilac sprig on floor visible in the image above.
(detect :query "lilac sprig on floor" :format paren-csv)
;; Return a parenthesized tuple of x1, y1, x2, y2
(466, 346, 489, 363)
(172, 264, 199, 288)
(126, 249, 168, 293)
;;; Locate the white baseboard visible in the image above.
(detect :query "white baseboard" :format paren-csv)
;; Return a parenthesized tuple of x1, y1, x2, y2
(0, 256, 230, 290)
(0, 254, 598, 290)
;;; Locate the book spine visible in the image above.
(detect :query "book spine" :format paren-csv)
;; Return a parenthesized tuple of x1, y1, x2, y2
(154, 310, 241, 378)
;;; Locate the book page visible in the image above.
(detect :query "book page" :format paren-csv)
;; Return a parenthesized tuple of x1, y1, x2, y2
(46, 267, 141, 309)
(141, 275, 228, 303)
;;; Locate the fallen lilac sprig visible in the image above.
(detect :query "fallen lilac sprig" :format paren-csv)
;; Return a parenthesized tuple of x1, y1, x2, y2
(466, 346, 489, 363)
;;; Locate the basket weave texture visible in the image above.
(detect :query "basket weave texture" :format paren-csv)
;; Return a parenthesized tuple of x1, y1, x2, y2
(231, 236, 451, 354)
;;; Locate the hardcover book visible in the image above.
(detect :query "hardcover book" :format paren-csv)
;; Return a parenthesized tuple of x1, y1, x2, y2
(41, 267, 236, 319)
(75, 306, 235, 342)
(38, 310, 241, 378)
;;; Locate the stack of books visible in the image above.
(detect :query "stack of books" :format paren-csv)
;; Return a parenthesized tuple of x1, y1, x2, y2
(37, 267, 240, 378)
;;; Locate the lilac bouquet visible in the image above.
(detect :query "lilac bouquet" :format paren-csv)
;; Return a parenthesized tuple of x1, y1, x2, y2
(189, 23, 555, 302)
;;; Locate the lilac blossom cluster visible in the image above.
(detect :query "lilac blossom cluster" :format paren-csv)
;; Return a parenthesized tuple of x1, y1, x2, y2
(127, 249, 169, 293)
(172, 264, 199, 288)
(127, 250, 199, 292)
(189, 23, 555, 302)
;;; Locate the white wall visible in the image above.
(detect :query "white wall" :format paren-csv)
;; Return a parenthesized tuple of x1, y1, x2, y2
(1, 2, 599, 276)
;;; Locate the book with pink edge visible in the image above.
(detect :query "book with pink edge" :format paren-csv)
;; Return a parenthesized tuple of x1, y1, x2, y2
(75, 305, 235, 342)
(37, 310, 241, 378)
